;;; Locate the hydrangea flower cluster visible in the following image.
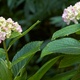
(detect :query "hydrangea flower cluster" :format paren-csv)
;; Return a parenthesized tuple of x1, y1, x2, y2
(0, 17, 22, 43)
(62, 2, 80, 25)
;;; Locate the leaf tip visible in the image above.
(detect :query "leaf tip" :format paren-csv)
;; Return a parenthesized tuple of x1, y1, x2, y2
(51, 37, 56, 40)
(37, 20, 41, 23)
(40, 54, 43, 58)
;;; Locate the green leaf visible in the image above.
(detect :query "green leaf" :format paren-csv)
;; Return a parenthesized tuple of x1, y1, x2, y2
(76, 30, 80, 34)
(52, 24, 80, 40)
(71, 66, 80, 80)
(59, 55, 80, 68)
(0, 48, 5, 54)
(14, 61, 27, 80)
(14, 71, 27, 80)
(7, 0, 24, 10)
(27, 0, 35, 13)
(71, 73, 80, 80)
(41, 38, 80, 58)
(13, 63, 27, 80)
(28, 56, 60, 80)
(0, 59, 12, 80)
(9, 31, 21, 39)
(0, 48, 6, 59)
(7, 0, 12, 7)
(7, 20, 40, 51)
(12, 41, 43, 77)
(45, 70, 77, 80)
(50, 16, 66, 27)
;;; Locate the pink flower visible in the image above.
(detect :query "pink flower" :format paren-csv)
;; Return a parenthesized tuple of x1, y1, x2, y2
(62, 5, 78, 25)
(0, 16, 22, 43)
(0, 32, 6, 43)
(62, 2, 80, 25)
(16, 26, 22, 32)
(13, 22, 22, 32)
(6, 18, 14, 23)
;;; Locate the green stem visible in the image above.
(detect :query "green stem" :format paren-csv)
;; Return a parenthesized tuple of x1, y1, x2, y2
(7, 20, 41, 51)
(3, 41, 10, 68)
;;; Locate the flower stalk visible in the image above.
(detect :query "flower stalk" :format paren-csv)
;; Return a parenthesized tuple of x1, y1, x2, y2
(3, 41, 10, 68)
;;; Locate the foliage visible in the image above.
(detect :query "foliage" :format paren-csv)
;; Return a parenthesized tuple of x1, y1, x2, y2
(40, 24, 80, 80)
(0, 0, 80, 80)
(0, 20, 43, 80)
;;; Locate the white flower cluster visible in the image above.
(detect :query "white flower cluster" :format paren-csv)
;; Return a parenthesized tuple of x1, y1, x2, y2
(0, 17, 22, 43)
(62, 2, 80, 25)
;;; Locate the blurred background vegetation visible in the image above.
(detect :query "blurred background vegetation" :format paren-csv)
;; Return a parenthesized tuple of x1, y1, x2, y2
(0, 0, 80, 79)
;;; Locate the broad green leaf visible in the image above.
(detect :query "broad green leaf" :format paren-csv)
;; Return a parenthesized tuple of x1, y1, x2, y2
(59, 55, 80, 68)
(12, 41, 43, 77)
(41, 38, 80, 58)
(14, 71, 27, 80)
(0, 48, 6, 54)
(28, 56, 60, 80)
(76, 30, 80, 34)
(71, 73, 80, 80)
(52, 24, 80, 40)
(71, 65, 80, 80)
(0, 48, 6, 58)
(0, 59, 12, 80)
(9, 31, 21, 39)
(7, 20, 40, 51)
(45, 70, 77, 80)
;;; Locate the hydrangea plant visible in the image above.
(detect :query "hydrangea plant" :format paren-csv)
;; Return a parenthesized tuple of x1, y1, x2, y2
(1, 1, 80, 80)
(0, 18, 43, 80)
(39, 1, 80, 80)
